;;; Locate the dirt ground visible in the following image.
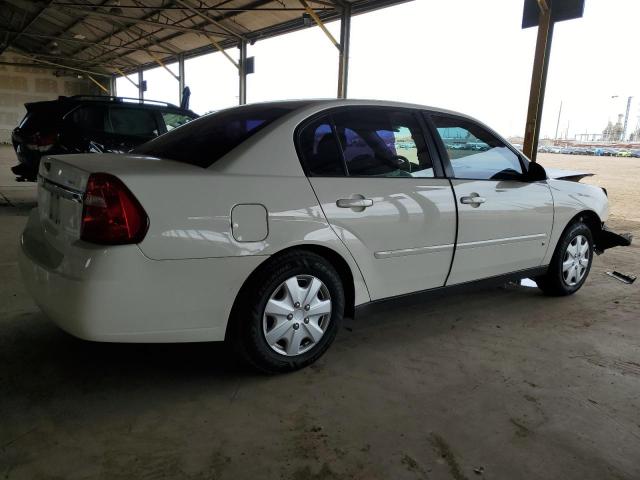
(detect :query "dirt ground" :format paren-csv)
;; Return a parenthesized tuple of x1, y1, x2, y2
(1, 146, 639, 480)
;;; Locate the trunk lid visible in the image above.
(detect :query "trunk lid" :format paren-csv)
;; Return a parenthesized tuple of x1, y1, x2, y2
(37, 156, 90, 253)
(36, 153, 198, 253)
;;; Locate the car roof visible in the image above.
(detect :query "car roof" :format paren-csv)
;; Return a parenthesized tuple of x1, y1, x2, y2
(219, 98, 469, 119)
(24, 95, 196, 115)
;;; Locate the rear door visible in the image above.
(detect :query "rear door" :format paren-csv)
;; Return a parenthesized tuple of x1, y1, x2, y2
(427, 112, 554, 284)
(299, 106, 457, 300)
(61, 104, 109, 153)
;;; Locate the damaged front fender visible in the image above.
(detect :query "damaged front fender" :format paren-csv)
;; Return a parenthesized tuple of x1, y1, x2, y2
(595, 224, 633, 254)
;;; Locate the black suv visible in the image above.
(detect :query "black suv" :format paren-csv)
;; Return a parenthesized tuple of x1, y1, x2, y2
(11, 95, 198, 181)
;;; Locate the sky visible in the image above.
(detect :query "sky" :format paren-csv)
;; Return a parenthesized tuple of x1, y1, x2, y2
(116, 0, 640, 140)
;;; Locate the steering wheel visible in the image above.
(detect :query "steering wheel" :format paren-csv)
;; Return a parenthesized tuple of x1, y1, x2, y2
(388, 155, 411, 172)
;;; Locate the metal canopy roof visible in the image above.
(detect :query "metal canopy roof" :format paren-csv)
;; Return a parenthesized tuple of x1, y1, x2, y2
(0, 0, 410, 78)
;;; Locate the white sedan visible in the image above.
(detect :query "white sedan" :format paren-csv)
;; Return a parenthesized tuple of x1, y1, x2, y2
(19, 100, 631, 372)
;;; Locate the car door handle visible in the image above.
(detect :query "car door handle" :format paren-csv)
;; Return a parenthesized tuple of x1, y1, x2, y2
(460, 194, 486, 205)
(336, 198, 374, 208)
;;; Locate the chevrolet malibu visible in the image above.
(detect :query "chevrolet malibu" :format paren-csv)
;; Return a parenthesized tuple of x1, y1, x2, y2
(19, 100, 631, 372)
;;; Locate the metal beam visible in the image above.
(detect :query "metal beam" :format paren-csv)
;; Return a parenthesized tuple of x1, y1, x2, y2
(337, 3, 351, 98)
(206, 34, 239, 69)
(10, 51, 112, 77)
(52, 3, 331, 12)
(239, 40, 247, 105)
(87, 74, 109, 94)
(299, 0, 340, 49)
(174, 0, 248, 41)
(8, 31, 175, 56)
(522, 1, 553, 161)
(57, 6, 234, 38)
(65, 1, 184, 61)
(148, 51, 180, 80)
(114, 67, 139, 89)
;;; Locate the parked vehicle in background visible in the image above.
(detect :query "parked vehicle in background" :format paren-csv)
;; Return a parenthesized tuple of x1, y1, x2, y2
(601, 148, 618, 156)
(11, 95, 198, 181)
(616, 150, 632, 157)
(18, 99, 632, 372)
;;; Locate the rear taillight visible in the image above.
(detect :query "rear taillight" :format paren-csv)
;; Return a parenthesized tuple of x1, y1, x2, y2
(80, 173, 148, 245)
(26, 132, 57, 152)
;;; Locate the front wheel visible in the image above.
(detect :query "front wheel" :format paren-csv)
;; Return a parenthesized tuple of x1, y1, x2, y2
(536, 221, 594, 296)
(231, 251, 345, 373)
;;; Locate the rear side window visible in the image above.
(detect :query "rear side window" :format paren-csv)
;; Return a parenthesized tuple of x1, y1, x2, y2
(108, 107, 159, 137)
(18, 104, 61, 131)
(333, 108, 433, 178)
(297, 116, 345, 176)
(133, 104, 305, 167)
(69, 105, 107, 131)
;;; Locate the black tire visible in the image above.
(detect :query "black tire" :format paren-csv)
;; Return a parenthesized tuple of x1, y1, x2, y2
(536, 221, 594, 296)
(230, 250, 345, 373)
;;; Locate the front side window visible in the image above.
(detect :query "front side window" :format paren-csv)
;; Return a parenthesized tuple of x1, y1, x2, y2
(162, 112, 194, 131)
(108, 107, 159, 137)
(333, 108, 434, 178)
(134, 103, 308, 167)
(431, 115, 523, 180)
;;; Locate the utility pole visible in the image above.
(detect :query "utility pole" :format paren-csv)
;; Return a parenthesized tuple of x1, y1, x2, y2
(554, 100, 562, 140)
(622, 96, 633, 141)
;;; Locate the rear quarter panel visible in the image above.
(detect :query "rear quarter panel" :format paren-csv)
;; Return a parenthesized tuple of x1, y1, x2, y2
(118, 129, 371, 306)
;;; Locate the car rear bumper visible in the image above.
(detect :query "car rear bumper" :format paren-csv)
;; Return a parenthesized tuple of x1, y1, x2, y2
(19, 210, 265, 342)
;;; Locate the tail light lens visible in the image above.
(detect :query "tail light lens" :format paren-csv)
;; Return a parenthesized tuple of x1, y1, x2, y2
(26, 132, 57, 152)
(81, 173, 148, 245)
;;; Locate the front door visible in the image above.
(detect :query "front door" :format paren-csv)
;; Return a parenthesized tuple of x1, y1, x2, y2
(428, 113, 554, 285)
(298, 107, 457, 300)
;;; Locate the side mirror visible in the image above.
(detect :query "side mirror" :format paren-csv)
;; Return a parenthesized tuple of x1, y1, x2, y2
(525, 161, 547, 182)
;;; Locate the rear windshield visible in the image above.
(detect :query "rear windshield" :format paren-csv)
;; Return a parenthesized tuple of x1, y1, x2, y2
(132, 103, 305, 167)
(18, 104, 61, 131)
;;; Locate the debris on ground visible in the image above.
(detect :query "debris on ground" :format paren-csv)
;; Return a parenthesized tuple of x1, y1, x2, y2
(605, 271, 636, 284)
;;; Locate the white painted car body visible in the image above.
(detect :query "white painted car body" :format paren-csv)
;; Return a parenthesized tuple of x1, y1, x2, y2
(19, 99, 610, 343)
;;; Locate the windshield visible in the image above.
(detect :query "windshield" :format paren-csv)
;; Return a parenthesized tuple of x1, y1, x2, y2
(132, 103, 308, 167)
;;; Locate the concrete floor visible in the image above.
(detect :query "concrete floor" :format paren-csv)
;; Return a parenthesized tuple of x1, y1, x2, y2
(1, 145, 639, 480)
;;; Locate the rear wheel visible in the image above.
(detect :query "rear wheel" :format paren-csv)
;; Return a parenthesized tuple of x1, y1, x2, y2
(231, 251, 344, 373)
(536, 221, 593, 296)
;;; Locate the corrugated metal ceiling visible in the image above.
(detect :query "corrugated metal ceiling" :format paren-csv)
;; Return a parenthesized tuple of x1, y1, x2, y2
(0, 0, 411, 77)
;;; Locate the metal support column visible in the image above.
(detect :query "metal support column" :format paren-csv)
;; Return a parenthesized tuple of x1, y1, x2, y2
(337, 3, 351, 99)
(109, 75, 117, 97)
(178, 53, 185, 104)
(137, 68, 144, 100)
(238, 40, 247, 105)
(522, 4, 553, 161)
